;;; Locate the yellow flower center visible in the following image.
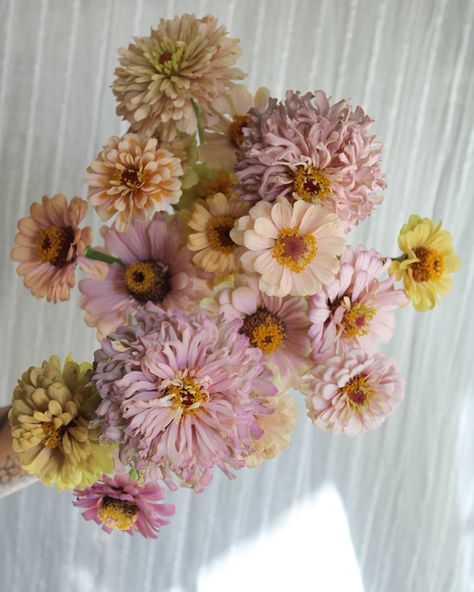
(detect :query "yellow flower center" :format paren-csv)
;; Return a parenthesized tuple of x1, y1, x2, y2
(36, 226, 75, 267)
(119, 167, 144, 190)
(340, 303, 376, 337)
(411, 247, 445, 282)
(272, 227, 318, 273)
(42, 422, 67, 449)
(341, 374, 375, 412)
(229, 115, 250, 147)
(97, 496, 138, 531)
(293, 166, 332, 202)
(124, 260, 171, 303)
(147, 44, 185, 75)
(167, 375, 209, 416)
(240, 307, 286, 354)
(206, 216, 237, 253)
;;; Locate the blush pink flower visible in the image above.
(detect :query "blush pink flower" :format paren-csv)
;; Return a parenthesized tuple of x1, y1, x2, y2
(11, 194, 92, 302)
(309, 246, 408, 359)
(235, 90, 385, 227)
(218, 274, 311, 386)
(73, 473, 175, 538)
(79, 214, 204, 340)
(231, 196, 345, 297)
(300, 349, 404, 436)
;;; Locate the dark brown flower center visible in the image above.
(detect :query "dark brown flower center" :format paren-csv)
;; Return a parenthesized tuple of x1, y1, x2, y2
(120, 167, 143, 190)
(229, 115, 250, 147)
(159, 51, 172, 65)
(240, 307, 286, 354)
(124, 260, 171, 303)
(206, 217, 237, 253)
(36, 226, 75, 267)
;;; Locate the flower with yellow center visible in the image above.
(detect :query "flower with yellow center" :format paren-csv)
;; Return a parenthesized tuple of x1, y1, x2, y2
(272, 227, 318, 273)
(293, 165, 332, 203)
(124, 260, 171, 303)
(389, 215, 461, 311)
(240, 307, 287, 355)
(97, 497, 138, 531)
(340, 301, 376, 338)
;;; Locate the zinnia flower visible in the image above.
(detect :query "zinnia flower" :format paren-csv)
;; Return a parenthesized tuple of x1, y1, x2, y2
(389, 215, 461, 311)
(218, 274, 311, 386)
(86, 133, 182, 231)
(300, 349, 404, 436)
(246, 393, 298, 468)
(231, 196, 345, 297)
(74, 473, 175, 538)
(199, 85, 270, 168)
(112, 14, 245, 141)
(79, 214, 206, 340)
(187, 192, 250, 274)
(91, 305, 276, 492)
(309, 246, 408, 359)
(235, 90, 385, 227)
(8, 356, 114, 490)
(11, 194, 92, 302)
(179, 165, 237, 211)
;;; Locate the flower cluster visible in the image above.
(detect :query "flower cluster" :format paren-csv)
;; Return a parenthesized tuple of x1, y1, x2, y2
(8, 12, 460, 539)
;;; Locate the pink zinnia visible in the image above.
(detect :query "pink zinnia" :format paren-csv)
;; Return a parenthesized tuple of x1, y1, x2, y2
(235, 90, 385, 227)
(73, 473, 175, 538)
(300, 349, 404, 436)
(309, 246, 408, 359)
(79, 214, 205, 339)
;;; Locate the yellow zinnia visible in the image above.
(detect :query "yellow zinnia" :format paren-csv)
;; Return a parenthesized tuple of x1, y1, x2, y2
(8, 356, 114, 490)
(390, 215, 461, 312)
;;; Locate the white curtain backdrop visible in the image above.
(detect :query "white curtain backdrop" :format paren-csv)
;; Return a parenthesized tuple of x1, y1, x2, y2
(0, 1, 473, 590)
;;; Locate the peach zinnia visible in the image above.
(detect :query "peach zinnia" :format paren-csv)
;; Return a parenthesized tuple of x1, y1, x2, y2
(231, 196, 345, 297)
(11, 194, 92, 302)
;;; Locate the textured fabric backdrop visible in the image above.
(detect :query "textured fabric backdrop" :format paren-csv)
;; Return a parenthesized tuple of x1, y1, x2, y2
(0, 0, 473, 590)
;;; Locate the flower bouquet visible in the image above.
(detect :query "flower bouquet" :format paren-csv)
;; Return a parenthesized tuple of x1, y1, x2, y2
(8, 13, 460, 538)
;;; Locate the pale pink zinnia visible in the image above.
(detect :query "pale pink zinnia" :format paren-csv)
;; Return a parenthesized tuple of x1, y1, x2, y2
(300, 349, 404, 436)
(218, 274, 311, 386)
(235, 90, 385, 227)
(73, 473, 175, 538)
(309, 246, 408, 359)
(11, 194, 92, 302)
(231, 196, 345, 297)
(86, 133, 182, 232)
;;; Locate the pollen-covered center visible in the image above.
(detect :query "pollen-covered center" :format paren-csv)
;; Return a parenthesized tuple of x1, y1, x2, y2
(411, 247, 445, 282)
(229, 114, 250, 146)
(148, 44, 184, 75)
(341, 303, 376, 337)
(240, 307, 286, 354)
(42, 422, 67, 449)
(206, 216, 237, 252)
(341, 374, 375, 411)
(124, 260, 171, 304)
(272, 227, 318, 273)
(98, 496, 138, 531)
(119, 167, 144, 191)
(36, 226, 75, 267)
(167, 375, 209, 416)
(293, 165, 332, 202)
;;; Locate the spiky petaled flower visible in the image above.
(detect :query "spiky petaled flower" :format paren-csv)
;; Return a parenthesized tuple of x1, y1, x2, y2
(8, 356, 114, 490)
(74, 473, 175, 538)
(235, 90, 385, 227)
(86, 133, 182, 232)
(389, 215, 461, 312)
(112, 14, 245, 141)
(11, 195, 92, 302)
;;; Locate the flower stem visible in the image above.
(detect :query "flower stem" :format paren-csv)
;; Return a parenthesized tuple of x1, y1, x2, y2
(191, 99, 204, 146)
(84, 246, 124, 266)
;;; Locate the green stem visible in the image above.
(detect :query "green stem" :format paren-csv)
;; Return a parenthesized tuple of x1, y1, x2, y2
(84, 246, 124, 266)
(191, 99, 204, 146)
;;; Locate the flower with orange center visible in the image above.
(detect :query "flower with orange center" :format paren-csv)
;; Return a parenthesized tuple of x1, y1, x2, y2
(11, 194, 92, 302)
(86, 133, 183, 232)
(389, 215, 461, 311)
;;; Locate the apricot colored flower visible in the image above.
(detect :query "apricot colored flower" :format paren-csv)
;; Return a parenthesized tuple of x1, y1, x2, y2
(389, 215, 461, 311)
(11, 194, 92, 302)
(86, 133, 182, 231)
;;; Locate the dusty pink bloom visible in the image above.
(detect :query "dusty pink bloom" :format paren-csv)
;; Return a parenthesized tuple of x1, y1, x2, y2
(90, 305, 276, 492)
(231, 196, 345, 297)
(73, 473, 175, 538)
(79, 214, 205, 339)
(235, 90, 385, 227)
(309, 246, 408, 359)
(11, 194, 92, 302)
(113, 14, 245, 141)
(300, 349, 404, 436)
(218, 274, 311, 386)
(86, 133, 182, 231)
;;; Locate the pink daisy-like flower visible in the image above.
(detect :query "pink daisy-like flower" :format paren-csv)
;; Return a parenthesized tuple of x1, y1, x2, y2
(231, 196, 345, 297)
(11, 194, 92, 302)
(300, 349, 404, 436)
(309, 246, 408, 359)
(218, 274, 311, 386)
(79, 214, 205, 339)
(73, 473, 175, 538)
(86, 133, 182, 232)
(199, 85, 270, 169)
(235, 90, 385, 227)
(91, 305, 276, 492)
